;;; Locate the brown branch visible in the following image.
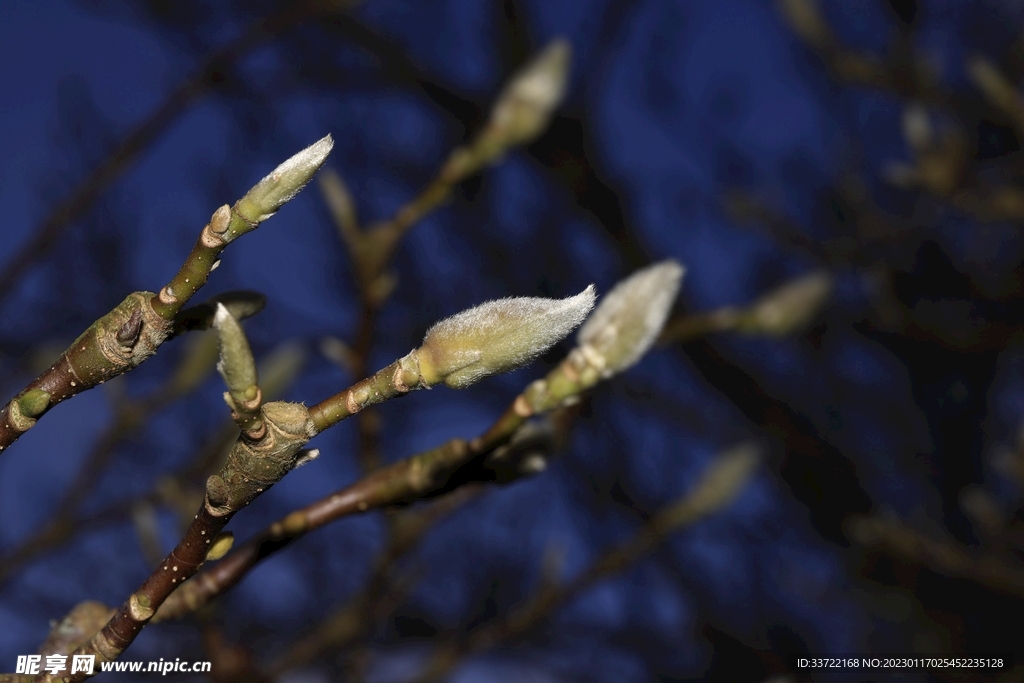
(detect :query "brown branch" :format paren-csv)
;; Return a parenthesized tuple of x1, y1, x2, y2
(777, 0, 942, 102)
(154, 347, 608, 623)
(850, 515, 1024, 597)
(266, 487, 482, 677)
(407, 444, 761, 683)
(37, 399, 318, 682)
(0, 137, 332, 456)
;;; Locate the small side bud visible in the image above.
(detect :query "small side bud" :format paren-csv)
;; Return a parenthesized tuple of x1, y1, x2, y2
(206, 532, 235, 561)
(237, 134, 334, 223)
(213, 304, 258, 404)
(737, 270, 834, 336)
(418, 285, 596, 389)
(487, 39, 572, 146)
(577, 260, 684, 376)
(17, 389, 51, 419)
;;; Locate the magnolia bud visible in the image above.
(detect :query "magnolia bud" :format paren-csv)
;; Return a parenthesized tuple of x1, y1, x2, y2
(487, 39, 571, 147)
(236, 134, 334, 224)
(738, 270, 833, 336)
(213, 304, 257, 404)
(417, 285, 596, 389)
(577, 260, 684, 376)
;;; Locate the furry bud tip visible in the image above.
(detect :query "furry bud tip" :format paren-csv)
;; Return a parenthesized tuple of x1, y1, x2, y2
(237, 134, 334, 223)
(417, 285, 596, 389)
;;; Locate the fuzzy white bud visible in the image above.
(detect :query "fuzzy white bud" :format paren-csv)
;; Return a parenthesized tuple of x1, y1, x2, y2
(577, 260, 684, 376)
(237, 134, 335, 223)
(418, 285, 596, 389)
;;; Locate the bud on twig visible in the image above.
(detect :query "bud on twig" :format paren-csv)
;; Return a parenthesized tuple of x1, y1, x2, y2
(213, 305, 257, 399)
(318, 167, 361, 252)
(486, 39, 572, 148)
(577, 260, 684, 377)
(212, 305, 261, 433)
(664, 442, 761, 524)
(967, 55, 1024, 134)
(236, 134, 335, 224)
(736, 270, 833, 336)
(418, 285, 596, 389)
(205, 533, 235, 562)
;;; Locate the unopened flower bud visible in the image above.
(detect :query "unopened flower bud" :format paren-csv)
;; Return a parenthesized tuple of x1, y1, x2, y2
(738, 270, 833, 336)
(577, 260, 684, 376)
(487, 39, 571, 147)
(213, 304, 257, 404)
(236, 134, 334, 224)
(417, 285, 596, 389)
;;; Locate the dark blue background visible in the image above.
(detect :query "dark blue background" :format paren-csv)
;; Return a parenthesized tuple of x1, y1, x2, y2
(1, 0, 1022, 681)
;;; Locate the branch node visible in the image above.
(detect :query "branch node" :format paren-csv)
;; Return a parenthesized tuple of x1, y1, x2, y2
(128, 593, 154, 621)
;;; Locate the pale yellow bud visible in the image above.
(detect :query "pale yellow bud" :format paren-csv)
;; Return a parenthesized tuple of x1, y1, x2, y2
(738, 270, 834, 336)
(418, 285, 596, 389)
(577, 260, 684, 376)
(487, 39, 571, 147)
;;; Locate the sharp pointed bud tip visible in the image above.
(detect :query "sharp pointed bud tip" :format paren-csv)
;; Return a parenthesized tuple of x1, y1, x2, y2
(238, 134, 336, 223)
(295, 448, 320, 468)
(212, 302, 232, 328)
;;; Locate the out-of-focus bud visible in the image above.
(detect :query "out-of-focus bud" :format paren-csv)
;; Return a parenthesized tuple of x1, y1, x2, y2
(967, 56, 1024, 120)
(736, 270, 833, 336)
(660, 442, 761, 528)
(960, 486, 1003, 536)
(577, 260, 684, 377)
(486, 39, 571, 148)
(902, 105, 933, 152)
(417, 285, 596, 389)
(167, 330, 219, 396)
(777, 0, 831, 50)
(317, 167, 360, 250)
(213, 304, 258, 406)
(319, 336, 356, 373)
(258, 342, 307, 401)
(236, 134, 334, 225)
